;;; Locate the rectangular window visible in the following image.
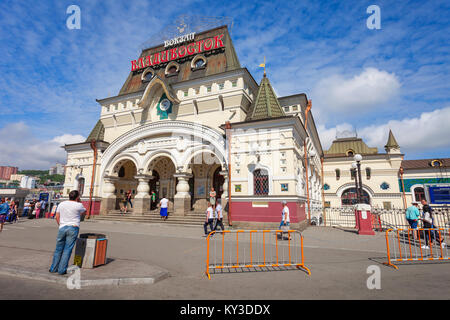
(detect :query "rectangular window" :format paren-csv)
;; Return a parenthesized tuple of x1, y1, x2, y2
(184, 91, 188, 97)
(292, 105, 298, 111)
(283, 106, 290, 112)
(207, 85, 211, 92)
(232, 80, 237, 87)
(219, 83, 224, 90)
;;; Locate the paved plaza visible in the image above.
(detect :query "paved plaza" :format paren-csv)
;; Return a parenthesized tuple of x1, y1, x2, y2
(0, 218, 449, 300)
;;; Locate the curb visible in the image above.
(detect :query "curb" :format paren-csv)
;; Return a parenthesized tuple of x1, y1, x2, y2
(0, 265, 170, 288)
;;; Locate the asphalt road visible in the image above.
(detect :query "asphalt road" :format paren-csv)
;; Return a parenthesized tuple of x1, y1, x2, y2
(0, 218, 449, 300)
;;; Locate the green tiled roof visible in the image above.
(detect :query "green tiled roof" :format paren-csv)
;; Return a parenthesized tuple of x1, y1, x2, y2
(86, 120, 105, 142)
(324, 137, 378, 156)
(245, 75, 285, 121)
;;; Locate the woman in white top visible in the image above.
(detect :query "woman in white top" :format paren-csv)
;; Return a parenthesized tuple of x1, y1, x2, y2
(204, 202, 215, 236)
(159, 197, 169, 220)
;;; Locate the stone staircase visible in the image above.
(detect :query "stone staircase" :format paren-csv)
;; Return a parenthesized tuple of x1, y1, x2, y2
(91, 209, 206, 226)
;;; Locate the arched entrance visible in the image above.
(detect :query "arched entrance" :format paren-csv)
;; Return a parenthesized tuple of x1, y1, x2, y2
(341, 188, 371, 206)
(148, 155, 176, 202)
(114, 160, 138, 209)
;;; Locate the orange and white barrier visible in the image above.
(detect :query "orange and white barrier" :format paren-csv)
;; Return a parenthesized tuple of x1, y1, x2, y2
(205, 230, 310, 279)
(384, 228, 449, 269)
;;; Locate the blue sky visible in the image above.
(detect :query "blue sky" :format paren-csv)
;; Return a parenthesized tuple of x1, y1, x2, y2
(0, 0, 449, 169)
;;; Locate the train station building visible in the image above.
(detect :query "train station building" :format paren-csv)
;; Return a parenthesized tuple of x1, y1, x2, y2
(62, 25, 323, 229)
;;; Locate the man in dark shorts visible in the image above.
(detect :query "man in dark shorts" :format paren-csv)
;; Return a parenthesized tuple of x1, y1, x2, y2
(405, 202, 420, 238)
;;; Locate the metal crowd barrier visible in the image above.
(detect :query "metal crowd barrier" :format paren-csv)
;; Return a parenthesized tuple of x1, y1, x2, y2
(205, 230, 311, 279)
(384, 228, 449, 269)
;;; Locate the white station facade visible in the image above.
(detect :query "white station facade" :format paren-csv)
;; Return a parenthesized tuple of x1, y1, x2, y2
(62, 26, 323, 229)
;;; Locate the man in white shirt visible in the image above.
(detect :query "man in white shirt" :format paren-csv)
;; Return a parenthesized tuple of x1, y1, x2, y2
(279, 201, 290, 229)
(214, 200, 225, 231)
(204, 202, 215, 236)
(49, 190, 86, 275)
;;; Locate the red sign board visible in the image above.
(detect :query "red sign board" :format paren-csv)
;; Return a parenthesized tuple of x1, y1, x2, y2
(131, 34, 225, 72)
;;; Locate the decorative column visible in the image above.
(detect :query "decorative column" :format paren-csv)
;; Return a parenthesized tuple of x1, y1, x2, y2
(220, 170, 229, 221)
(100, 176, 117, 215)
(133, 174, 153, 215)
(173, 173, 192, 216)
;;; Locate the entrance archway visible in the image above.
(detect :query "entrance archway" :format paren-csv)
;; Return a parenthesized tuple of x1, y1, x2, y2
(114, 160, 138, 209)
(148, 155, 176, 201)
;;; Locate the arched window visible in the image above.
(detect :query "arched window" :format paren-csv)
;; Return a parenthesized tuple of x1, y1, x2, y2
(366, 167, 371, 180)
(77, 178, 85, 196)
(350, 168, 356, 180)
(341, 188, 370, 206)
(414, 187, 426, 202)
(346, 149, 355, 157)
(335, 169, 341, 180)
(254, 169, 269, 195)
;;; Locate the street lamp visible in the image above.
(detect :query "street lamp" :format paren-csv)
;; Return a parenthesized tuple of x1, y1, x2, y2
(353, 154, 363, 204)
(351, 162, 360, 204)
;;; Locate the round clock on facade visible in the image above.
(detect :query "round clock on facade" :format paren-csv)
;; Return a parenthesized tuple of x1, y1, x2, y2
(160, 98, 171, 111)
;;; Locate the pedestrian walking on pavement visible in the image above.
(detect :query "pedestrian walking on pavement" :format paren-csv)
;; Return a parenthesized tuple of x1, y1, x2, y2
(204, 202, 215, 236)
(49, 190, 86, 275)
(8, 200, 18, 223)
(22, 200, 31, 217)
(214, 199, 225, 231)
(0, 198, 9, 232)
(150, 190, 156, 210)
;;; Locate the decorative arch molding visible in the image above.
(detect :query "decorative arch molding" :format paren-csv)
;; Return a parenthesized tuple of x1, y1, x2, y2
(247, 163, 273, 196)
(100, 120, 227, 183)
(144, 151, 178, 173)
(336, 182, 375, 198)
(107, 153, 139, 177)
(137, 75, 180, 108)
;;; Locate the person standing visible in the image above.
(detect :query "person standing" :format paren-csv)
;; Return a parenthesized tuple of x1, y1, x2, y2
(49, 190, 86, 275)
(8, 200, 18, 223)
(34, 200, 41, 219)
(405, 202, 420, 239)
(159, 196, 169, 221)
(214, 199, 224, 231)
(204, 202, 215, 236)
(150, 190, 156, 210)
(22, 200, 30, 217)
(126, 190, 133, 209)
(209, 188, 216, 209)
(121, 192, 128, 214)
(0, 198, 9, 232)
(279, 201, 290, 229)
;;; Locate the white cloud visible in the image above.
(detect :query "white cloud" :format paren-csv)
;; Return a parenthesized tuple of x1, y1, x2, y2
(319, 107, 450, 154)
(313, 68, 401, 115)
(0, 122, 85, 170)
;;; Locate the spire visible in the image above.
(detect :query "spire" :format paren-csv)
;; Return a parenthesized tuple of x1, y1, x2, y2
(245, 75, 285, 121)
(385, 129, 400, 153)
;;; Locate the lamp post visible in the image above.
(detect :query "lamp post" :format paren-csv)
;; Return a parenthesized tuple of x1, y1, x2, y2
(351, 162, 360, 204)
(353, 154, 363, 204)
